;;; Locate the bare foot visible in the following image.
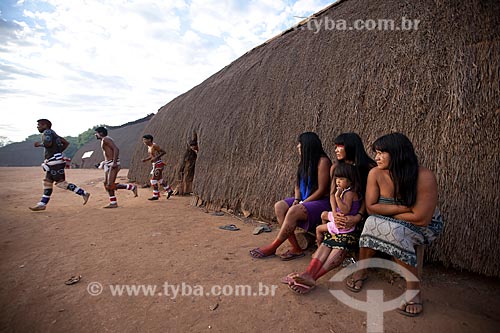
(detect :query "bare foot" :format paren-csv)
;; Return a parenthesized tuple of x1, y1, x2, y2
(292, 273, 316, 288)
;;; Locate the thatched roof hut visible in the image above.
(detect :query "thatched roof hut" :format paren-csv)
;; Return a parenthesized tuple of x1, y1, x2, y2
(128, 0, 500, 277)
(0, 141, 45, 166)
(72, 114, 154, 169)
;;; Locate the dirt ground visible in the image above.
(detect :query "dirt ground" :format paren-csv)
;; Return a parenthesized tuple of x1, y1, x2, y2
(0, 167, 499, 333)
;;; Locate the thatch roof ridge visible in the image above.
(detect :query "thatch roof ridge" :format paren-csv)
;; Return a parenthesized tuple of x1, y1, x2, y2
(128, 0, 500, 277)
(255, 0, 347, 49)
(105, 113, 155, 130)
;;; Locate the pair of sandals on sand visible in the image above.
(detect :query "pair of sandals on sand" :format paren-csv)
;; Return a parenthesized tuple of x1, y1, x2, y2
(249, 248, 305, 261)
(346, 275, 423, 317)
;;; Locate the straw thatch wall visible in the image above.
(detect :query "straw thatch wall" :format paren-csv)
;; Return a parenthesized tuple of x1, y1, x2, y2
(72, 114, 153, 169)
(128, 0, 500, 277)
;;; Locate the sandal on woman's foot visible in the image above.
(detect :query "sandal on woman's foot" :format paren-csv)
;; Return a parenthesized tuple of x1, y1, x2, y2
(249, 248, 275, 259)
(279, 250, 305, 261)
(281, 273, 299, 284)
(397, 301, 423, 317)
(288, 281, 316, 295)
(346, 276, 367, 293)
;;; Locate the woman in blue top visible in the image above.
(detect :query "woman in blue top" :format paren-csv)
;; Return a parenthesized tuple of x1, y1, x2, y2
(284, 132, 376, 293)
(250, 132, 332, 260)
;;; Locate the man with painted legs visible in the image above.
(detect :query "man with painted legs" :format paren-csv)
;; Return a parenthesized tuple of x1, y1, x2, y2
(141, 134, 174, 201)
(95, 127, 138, 208)
(30, 119, 90, 211)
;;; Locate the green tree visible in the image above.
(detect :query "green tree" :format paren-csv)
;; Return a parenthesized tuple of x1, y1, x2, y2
(77, 125, 107, 147)
(18, 124, 108, 158)
(64, 136, 79, 159)
(24, 134, 40, 142)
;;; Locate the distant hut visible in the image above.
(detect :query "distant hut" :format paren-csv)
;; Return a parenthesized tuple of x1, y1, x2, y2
(128, 0, 500, 277)
(72, 114, 154, 169)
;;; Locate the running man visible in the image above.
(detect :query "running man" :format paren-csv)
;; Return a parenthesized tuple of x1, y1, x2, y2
(141, 134, 174, 200)
(94, 126, 138, 208)
(30, 119, 90, 211)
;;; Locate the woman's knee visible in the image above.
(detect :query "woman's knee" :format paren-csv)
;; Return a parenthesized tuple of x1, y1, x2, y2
(286, 204, 307, 220)
(275, 200, 289, 214)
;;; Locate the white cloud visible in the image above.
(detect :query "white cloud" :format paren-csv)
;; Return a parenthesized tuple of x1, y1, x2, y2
(0, 0, 332, 142)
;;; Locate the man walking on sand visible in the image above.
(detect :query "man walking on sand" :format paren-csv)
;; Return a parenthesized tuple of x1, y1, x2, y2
(29, 119, 90, 211)
(94, 126, 138, 208)
(141, 134, 174, 200)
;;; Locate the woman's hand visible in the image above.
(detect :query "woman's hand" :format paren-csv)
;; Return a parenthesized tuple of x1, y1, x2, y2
(334, 212, 361, 230)
(333, 213, 346, 229)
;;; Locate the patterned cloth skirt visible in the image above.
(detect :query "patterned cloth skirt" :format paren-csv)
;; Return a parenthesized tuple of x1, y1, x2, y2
(321, 221, 364, 254)
(359, 207, 443, 266)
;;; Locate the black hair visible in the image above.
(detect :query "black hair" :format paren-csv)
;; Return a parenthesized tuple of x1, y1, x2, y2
(296, 132, 330, 195)
(94, 126, 108, 136)
(189, 140, 198, 146)
(372, 133, 419, 207)
(333, 163, 361, 194)
(37, 119, 52, 128)
(334, 132, 376, 193)
(143, 134, 153, 141)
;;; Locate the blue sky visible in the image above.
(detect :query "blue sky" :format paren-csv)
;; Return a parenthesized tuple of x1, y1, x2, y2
(0, 0, 334, 143)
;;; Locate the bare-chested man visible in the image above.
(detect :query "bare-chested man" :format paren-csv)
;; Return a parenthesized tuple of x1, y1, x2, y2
(141, 134, 174, 200)
(30, 119, 90, 211)
(94, 127, 137, 208)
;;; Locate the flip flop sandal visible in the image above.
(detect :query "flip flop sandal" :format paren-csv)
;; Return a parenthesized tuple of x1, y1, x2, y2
(65, 275, 82, 285)
(211, 212, 225, 216)
(218, 224, 240, 231)
(288, 281, 316, 294)
(249, 248, 276, 259)
(281, 273, 299, 284)
(253, 225, 273, 235)
(346, 277, 367, 293)
(279, 250, 305, 261)
(397, 302, 423, 317)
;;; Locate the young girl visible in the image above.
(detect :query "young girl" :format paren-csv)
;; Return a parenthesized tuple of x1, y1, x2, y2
(316, 163, 362, 246)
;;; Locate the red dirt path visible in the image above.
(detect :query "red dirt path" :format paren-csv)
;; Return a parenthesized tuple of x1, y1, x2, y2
(0, 167, 499, 332)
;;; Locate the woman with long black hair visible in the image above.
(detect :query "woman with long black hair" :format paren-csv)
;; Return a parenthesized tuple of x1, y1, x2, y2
(347, 133, 443, 317)
(284, 132, 376, 294)
(250, 132, 331, 260)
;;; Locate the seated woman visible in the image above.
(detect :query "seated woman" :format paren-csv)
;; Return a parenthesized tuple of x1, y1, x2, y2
(285, 132, 375, 293)
(346, 133, 443, 317)
(250, 132, 331, 260)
